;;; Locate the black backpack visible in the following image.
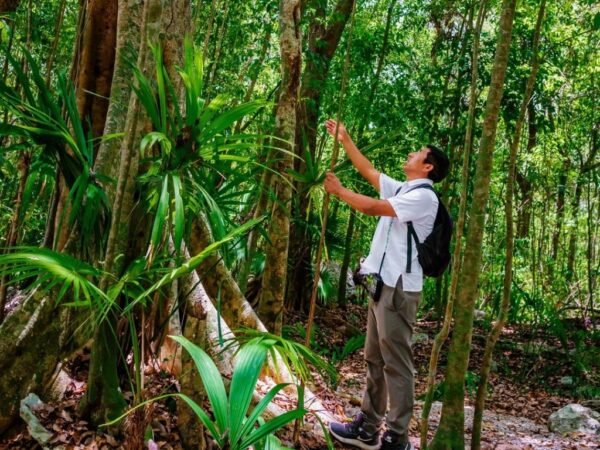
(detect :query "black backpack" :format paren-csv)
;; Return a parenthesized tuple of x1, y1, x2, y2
(404, 184, 453, 277)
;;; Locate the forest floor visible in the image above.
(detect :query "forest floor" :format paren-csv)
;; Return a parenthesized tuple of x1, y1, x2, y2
(1, 302, 598, 449)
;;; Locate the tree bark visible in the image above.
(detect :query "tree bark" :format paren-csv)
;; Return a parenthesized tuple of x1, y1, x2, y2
(189, 214, 268, 332)
(420, 2, 487, 447)
(0, 0, 20, 13)
(286, 0, 354, 312)
(337, 208, 356, 306)
(72, 0, 119, 144)
(551, 159, 569, 262)
(472, 2, 545, 448)
(429, 1, 517, 448)
(257, 0, 302, 334)
(79, 0, 163, 425)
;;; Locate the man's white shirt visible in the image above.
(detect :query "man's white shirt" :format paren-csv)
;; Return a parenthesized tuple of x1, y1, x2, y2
(360, 174, 438, 292)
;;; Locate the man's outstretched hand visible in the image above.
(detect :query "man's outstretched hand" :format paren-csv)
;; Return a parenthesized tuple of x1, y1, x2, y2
(325, 119, 349, 143)
(323, 172, 343, 196)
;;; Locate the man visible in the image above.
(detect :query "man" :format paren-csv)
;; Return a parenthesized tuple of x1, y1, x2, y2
(323, 119, 449, 450)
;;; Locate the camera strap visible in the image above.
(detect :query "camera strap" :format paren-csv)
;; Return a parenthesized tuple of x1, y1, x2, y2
(377, 186, 402, 276)
(378, 219, 393, 275)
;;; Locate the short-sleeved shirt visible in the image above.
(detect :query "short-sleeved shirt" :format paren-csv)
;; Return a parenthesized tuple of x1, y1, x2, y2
(359, 174, 438, 292)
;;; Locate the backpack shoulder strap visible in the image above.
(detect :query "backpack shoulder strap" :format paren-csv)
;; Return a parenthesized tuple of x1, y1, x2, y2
(405, 183, 437, 273)
(406, 183, 436, 195)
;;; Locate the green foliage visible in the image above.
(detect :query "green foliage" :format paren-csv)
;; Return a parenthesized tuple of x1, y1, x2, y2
(0, 246, 106, 307)
(169, 335, 306, 450)
(331, 333, 366, 364)
(226, 328, 337, 385)
(0, 48, 119, 247)
(133, 38, 279, 265)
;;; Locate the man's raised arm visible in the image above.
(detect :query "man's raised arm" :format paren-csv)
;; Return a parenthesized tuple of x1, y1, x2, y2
(325, 119, 381, 192)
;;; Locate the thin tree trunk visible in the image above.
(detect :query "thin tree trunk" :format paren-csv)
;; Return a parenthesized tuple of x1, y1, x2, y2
(516, 103, 536, 238)
(257, 0, 302, 334)
(202, 0, 218, 57)
(337, 208, 356, 306)
(0, 0, 20, 13)
(45, 0, 68, 86)
(420, 1, 487, 447)
(0, 152, 30, 323)
(429, 0, 517, 448)
(586, 175, 597, 313)
(551, 158, 569, 262)
(566, 180, 582, 283)
(234, 23, 272, 133)
(237, 149, 275, 294)
(472, 2, 545, 448)
(205, 0, 229, 96)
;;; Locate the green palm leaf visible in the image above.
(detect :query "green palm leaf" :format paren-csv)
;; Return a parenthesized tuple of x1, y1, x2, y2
(169, 336, 229, 435)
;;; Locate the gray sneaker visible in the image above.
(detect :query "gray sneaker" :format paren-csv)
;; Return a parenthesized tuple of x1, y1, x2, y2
(329, 413, 380, 450)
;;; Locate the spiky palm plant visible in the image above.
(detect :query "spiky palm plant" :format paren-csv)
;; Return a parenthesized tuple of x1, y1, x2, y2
(133, 38, 286, 265)
(0, 49, 120, 247)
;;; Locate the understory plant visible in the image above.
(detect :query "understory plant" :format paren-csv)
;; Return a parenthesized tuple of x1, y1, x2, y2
(170, 335, 306, 450)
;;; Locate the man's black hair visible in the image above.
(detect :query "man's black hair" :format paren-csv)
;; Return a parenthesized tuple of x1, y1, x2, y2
(424, 144, 449, 183)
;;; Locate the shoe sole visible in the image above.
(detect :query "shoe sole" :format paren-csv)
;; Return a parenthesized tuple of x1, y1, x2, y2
(329, 426, 380, 450)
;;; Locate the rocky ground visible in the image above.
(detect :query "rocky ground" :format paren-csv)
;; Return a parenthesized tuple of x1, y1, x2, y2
(0, 302, 598, 449)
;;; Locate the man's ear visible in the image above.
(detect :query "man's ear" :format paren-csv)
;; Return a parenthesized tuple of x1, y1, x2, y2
(424, 163, 434, 174)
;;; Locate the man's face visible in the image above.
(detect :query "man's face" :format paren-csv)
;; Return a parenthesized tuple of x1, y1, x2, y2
(403, 147, 433, 176)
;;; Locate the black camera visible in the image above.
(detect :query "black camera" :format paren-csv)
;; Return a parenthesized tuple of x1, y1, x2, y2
(354, 271, 385, 302)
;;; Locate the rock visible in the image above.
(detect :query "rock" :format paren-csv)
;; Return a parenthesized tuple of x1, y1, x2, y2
(412, 333, 429, 344)
(474, 309, 486, 321)
(559, 376, 574, 386)
(19, 393, 59, 450)
(324, 261, 355, 300)
(548, 403, 600, 435)
(46, 365, 73, 402)
(490, 360, 498, 372)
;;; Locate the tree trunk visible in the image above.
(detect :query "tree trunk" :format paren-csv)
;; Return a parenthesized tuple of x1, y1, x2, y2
(337, 208, 356, 306)
(429, 1, 517, 448)
(189, 214, 268, 332)
(94, 0, 146, 202)
(471, 2, 545, 448)
(202, 0, 218, 57)
(420, 1, 487, 447)
(177, 271, 208, 450)
(257, 0, 302, 334)
(0, 0, 20, 13)
(45, 0, 68, 86)
(79, 0, 163, 425)
(0, 291, 87, 434)
(205, 0, 229, 97)
(72, 0, 119, 146)
(286, 0, 354, 312)
(551, 159, 569, 262)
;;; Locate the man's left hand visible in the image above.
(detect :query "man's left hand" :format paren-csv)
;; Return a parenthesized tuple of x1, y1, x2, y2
(324, 172, 343, 196)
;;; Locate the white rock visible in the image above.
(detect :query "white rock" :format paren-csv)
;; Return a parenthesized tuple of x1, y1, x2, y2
(548, 403, 600, 435)
(559, 376, 574, 386)
(412, 333, 429, 344)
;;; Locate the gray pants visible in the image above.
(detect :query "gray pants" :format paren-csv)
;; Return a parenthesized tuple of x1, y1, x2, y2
(361, 276, 421, 442)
